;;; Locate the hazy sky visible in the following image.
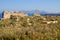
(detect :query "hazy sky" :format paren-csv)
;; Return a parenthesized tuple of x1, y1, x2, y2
(0, 0, 60, 12)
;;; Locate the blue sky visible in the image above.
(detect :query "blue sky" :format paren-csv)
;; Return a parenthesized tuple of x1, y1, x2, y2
(0, 0, 60, 13)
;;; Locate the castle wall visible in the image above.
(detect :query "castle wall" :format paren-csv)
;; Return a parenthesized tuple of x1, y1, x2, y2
(3, 11, 11, 19)
(2, 11, 28, 19)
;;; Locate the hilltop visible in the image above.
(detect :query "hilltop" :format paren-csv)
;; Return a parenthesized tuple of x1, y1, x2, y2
(0, 10, 60, 18)
(0, 11, 60, 40)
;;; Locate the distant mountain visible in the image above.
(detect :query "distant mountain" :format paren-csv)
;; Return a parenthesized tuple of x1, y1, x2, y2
(0, 10, 3, 18)
(22, 10, 47, 16)
(22, 10, 60, 16)
(0, 13, 2, 18)
(22, 10, 34, 16)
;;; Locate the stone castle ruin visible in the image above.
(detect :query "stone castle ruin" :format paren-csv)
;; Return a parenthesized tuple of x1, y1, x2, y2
(1, 11, 58, 24)
(2, 11, 28, 19)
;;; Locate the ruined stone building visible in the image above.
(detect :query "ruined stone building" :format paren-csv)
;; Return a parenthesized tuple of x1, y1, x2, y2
(2, 11, 28, 19)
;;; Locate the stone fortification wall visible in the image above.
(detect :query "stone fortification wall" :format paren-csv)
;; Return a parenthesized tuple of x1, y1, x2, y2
(2, 11, 28, 19)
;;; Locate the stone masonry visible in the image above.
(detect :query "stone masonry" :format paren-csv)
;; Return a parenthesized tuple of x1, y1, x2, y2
(2, 11, 28, 19)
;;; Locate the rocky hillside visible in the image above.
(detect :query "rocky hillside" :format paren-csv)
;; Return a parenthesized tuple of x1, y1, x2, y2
(0, 15, 60, 40)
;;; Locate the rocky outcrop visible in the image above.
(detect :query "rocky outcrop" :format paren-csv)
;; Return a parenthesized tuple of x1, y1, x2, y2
(33, 13, 41, 16)
(42, 21, 58, 24)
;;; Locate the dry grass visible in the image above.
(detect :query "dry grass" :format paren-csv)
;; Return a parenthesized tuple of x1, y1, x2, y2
(0, 16, 60, 40)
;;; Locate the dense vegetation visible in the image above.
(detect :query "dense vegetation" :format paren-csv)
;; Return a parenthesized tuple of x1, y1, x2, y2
(0, 16, 60, 40)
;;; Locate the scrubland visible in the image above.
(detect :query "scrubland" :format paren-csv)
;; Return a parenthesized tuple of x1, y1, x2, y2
(0, 16, 60, 40)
